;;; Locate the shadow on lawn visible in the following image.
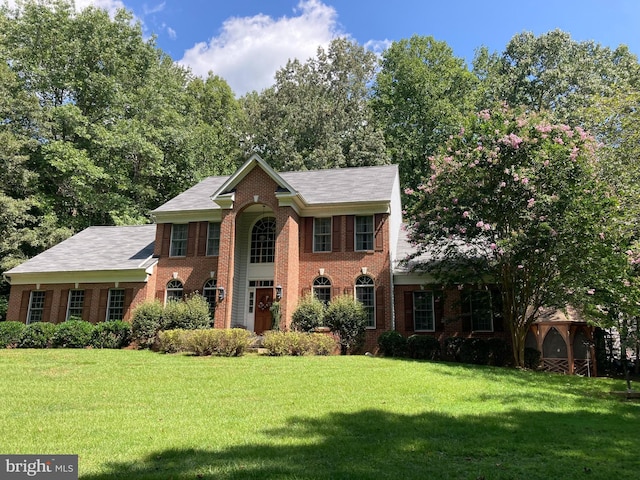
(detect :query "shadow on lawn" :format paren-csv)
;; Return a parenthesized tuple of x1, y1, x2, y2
(83, 404, 639, 480)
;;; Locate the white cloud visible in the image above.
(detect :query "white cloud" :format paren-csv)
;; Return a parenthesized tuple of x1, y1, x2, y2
(178, 0, 343, 96)
(74, 0, 128, 17)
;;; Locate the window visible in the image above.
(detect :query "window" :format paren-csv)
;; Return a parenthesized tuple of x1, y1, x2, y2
(27, 291, 46, 324)
(166, 280, 184, 302)
(355, 216, 374, 251)
(203, 279, 217, 316)
(313, 218, 331, 252)
(462, 290, 493, 332)
(66, 290, 85, 320)
(413, 291, 435, 331)
(170, 224, 188, 257)
(206, 222, 221, 256)
(250, 217, 276, 263)
(106, 289, 125, 321)
(313, 276, 332, 304)
(355, 275, 375, 328)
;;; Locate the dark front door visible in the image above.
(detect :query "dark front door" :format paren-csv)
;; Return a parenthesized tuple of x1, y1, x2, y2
(255, 288, 274, 334)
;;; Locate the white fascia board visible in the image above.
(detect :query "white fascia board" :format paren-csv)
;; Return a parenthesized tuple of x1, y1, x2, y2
(151, 209, 222, 223)
(6, 269, 153, 285)
(299, 201, 390, 217)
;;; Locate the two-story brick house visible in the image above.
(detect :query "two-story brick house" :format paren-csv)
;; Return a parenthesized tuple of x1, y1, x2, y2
(4, 154, 592, 362)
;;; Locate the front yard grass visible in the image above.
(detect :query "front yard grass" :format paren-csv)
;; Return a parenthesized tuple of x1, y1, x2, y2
(0, 349, 637, 479)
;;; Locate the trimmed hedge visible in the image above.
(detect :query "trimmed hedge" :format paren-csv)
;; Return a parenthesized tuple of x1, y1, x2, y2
(52, 320, 95, 348)
(407, 335, 441, 360)
(157, 328, 253, 357)
(377, 331, 407, 357)
(262, 331, 338, 356)
(91, 321, 131, 349)
(19, 322, 57, 348)
(0, 321, 26, 348)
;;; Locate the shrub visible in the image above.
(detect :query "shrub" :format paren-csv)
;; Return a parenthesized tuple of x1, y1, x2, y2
(214, 329, 253, 357)
(324, 294, 367, 355)
(163, 294, 211, 330)
(486, 338, 510, 367)
(0, 321, 26, 348)
(157, 329, 191, 354)
(460, 338, 489, 365)
(270, 301, 282, 331)
(524, 347, 542, 370)
(377, 331, 407, 357)
(19, 322, 57, 348)
(263, 331, 311, 356)
(52, 320, 95, 348)
(407, 335, 441, 360)
(291, 294, 325, 332)
(131, 300, 164, 349)
(91, 321, 131, 349)
(310, 333, 339, 355)
(444, 337, 464, 361)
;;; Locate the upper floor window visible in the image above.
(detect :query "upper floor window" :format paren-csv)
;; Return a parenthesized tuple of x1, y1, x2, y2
(313, 218, 331, 252)
(203, 278, 217, 316)
(27, 291, 46, 324)
(313, 276, 332, 304)
(106, 289, 125, 321)
(355, 275, 375, 328)
(207, 222, 221, 256)
(66, 290, 85, 320)
(250, 217, 275, 263)
(462, 290, 493, 332)
(170, 224, 188, 257)
(355, 216, 374, 251)
(413, 291, 435, 332)
(166, 279, 184, 302)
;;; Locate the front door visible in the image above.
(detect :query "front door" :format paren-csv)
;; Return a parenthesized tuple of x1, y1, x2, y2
(254, 288, 274, 334)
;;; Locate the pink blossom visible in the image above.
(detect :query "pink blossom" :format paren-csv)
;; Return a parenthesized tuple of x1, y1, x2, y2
(569, 146, 579, 161)
(500, 133, 524, 149)
(522, 177, 529, 185)
(599, 232, 605, 240)
(527, 198, 535, 208)
(517, 264, 524, 269)
(535, 123, 553, 133)
(499, 181, 507, 188)
(476, 221, 484, 228)
(490, 243, 497, 250)
(478, 110, 491, 120)
(463, 211, 470, 218)
(453, 198, 458, 204)
(554, 137, 564, 145)
(587, 288, 595, 295)
(543, 160, 550, 167)
(404, 188, 414, 195)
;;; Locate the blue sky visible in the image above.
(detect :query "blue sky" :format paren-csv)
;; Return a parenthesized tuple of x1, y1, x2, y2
(60, 1, 640, 95)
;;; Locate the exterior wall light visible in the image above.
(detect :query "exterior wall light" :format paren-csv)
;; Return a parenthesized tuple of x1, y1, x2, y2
(217, 287, 226, 302)
(275, 285, 283, 300)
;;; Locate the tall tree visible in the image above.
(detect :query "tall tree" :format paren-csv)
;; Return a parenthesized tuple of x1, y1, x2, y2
(372, 35, 478, 190)
(242, 37, 388, 171)
(404, 106, 621, 366)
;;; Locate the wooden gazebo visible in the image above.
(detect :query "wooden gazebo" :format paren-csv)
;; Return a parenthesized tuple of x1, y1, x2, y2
(526, 307, 597, 376)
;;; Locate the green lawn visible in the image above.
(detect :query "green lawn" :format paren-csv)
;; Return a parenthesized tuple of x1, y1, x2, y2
(0, 349, 637, 479)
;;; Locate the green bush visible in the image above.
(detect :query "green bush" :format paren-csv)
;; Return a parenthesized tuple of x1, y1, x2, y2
(324, 294, 367, 355)
(131, 300, 164, 348)
(19, 322, 57, 348)
(291, 294, 325, 332)
(524, 347, 542, 370)
(310, 333, 338, 355)
(486, 338, 510, 366)
(91, 321, 131, 349)
(460, 338, 489, 365)
(158, 328, 253, 357)
(0, 321, 26, 348)
(270, 301, 282, 331)
(407, 335, 441, 360)
(52, 319, 95, 348)
(163, 294, 211, 330)
(377, 331, 407, 357)
(444, 337, 464, 361)
(157, 329, 191, 354)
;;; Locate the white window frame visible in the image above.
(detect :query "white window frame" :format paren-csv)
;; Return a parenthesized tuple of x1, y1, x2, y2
(313, 276, 332, 304)
(206, 222, 221, 256)
(27, 291, 46, 324)
(313, 217, 332, 253)
(355, 275, 375, 329)
(170, 224, 188, 257)
(66, 289, 85, 320)
(355, 215, 374, 251)
(203, 278, 217, 315)
(413, 291, 435, 332)
(166, 280, 184, 303)
(106, 289, 125, 321)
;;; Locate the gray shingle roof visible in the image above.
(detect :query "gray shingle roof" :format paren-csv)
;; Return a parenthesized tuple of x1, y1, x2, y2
(151, 163, 399, 213)
(6, 225, 156, 274)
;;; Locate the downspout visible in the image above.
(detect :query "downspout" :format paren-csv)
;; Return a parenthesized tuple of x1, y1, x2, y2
(389, 248, 396, 331)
